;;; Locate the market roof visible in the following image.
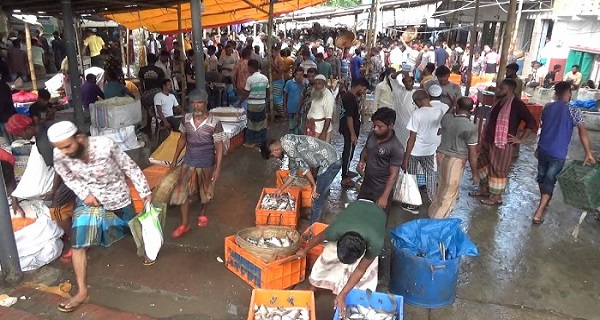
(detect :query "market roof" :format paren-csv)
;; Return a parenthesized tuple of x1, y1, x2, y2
(1, 0, 187, 16)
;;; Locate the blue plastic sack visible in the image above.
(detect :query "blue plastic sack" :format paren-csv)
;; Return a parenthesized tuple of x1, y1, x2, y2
(571, 100, 598, 111)
(389, 218, 479, 261)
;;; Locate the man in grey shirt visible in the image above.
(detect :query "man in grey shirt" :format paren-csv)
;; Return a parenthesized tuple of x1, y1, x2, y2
(326, 47, 341, 79)
(425, 66, 462, 108)
(428, 97, 478, 219)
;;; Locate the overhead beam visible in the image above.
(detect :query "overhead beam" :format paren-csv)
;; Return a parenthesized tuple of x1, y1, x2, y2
(240, 0, 270, 15)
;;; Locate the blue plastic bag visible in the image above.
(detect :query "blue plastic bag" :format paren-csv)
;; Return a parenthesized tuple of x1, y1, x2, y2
(389, 218, 479, 261)
(571, 100, 598, 111)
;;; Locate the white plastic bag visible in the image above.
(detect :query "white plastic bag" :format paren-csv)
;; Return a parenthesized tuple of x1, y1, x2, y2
(139, 202, 164, 261)
(397, 171, 423, 206)
(12, 143, 55, 199)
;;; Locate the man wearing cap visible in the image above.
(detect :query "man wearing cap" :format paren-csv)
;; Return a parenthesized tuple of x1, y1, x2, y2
(48, 121, 151, 312)
(428, 84, 451, 114)
(6, 114, 77, 262)
(83, 29, 105, 68)
(307, 74, 335, 143)
(169, 90, 226, 238)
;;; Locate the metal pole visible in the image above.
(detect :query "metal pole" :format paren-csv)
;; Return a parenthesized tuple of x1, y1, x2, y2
(24, 23, 37, 92)
(190, 0, 206, 96)
(126, 29, 131, 77)
(511, 0, 524, 48)
(267, 0, 275, 123)
(119, 27, 126, 75)
(178, 4, 187, 109)
(74, 20, 84, 77)
(464, 0, 480, 96)
(496, 0, 518, 84)
(62, 0, 85, 129)
(0, 166, 22, 284)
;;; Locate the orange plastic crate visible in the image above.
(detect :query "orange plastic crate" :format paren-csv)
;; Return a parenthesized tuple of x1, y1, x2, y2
(142, 164, 170, 190)
(519, 103, 543, 130)
(275, 170, 312, 208)
(255, 188, 301, 228)
(229, 130, 245, 151)
(301, 222, 328, 270)
(247, 289, 316, 320)
(127, 179, 144, 213)
(224, 236, 306, 289)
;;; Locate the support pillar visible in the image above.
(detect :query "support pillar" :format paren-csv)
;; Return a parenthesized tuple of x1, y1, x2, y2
(0, 166, 22, 285)
(178, 4, 187, 109)
(61, 0, 85, 129)
(190, 0, 206, 96)
(496, 0, 518, 84)
(464, 0, 480, 96)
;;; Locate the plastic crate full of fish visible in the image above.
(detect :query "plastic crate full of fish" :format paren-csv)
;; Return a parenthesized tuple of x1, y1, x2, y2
(276, 170, 313, 208)
(224, 235, 306, 290)
(301, 222, 329, 271)
(333, 289, 404, 320)
(248, 289, 316, 320)
(255, 188, 301, 229)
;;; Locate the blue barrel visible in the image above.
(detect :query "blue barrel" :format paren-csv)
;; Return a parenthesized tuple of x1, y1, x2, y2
(391, 246, 461, 308)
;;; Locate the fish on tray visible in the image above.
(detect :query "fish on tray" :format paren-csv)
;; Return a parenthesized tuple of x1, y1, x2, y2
(261, 192, 296, 211)
(343, 304, 396, 320)
(246, 235, 293, 248)
(253, 304, 310, 320)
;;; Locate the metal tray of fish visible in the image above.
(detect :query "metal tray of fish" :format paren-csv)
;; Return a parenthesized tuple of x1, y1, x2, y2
(344, 305, 396, 320)
(260, 192, 297, 211)
(253, 305, 310, 320)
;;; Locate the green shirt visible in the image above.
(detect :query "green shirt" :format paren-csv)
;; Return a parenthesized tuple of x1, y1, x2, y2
(437, 113, 478, 159)
(317, 61, 332, 80)
(324, 200, 387, 259)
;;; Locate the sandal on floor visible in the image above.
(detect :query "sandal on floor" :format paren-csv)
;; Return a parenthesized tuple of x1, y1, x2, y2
(532, 218, 545, 225)
(197, 216, 209, 227)
(480, 198, 503, 206)
(143, 258, 156, 266)
(469, 191, 490, 197)
(171, 225, 190, 238)
(57, 297, 89, 313)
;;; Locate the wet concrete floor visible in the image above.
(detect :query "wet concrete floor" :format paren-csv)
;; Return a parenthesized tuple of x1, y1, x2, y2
(10, 113, 600, 320)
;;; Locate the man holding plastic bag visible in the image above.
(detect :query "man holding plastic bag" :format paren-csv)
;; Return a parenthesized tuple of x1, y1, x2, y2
(6, 114, 77, 263)
(48, 121, 151, 313)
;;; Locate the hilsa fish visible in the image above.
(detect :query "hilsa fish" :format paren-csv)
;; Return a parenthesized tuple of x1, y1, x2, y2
(253, 304, 310, 320)
(343, 304, 396, 320)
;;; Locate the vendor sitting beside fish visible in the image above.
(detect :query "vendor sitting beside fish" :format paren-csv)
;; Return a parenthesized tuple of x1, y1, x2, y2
(296, 199, 386, 317)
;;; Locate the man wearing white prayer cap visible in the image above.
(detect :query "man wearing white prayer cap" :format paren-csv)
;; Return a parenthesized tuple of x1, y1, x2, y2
(49, 121, 152, 313)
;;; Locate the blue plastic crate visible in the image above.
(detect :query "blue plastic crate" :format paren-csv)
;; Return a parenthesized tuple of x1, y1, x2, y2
(333, 289, 404, 319)
(15, 106, 30, 116)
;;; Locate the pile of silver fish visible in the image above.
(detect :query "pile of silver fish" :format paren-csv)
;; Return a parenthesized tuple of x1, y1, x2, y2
(246, 235, 293, 248)
(261, 192, 296, 211)
(253, 305, 310, 320)
(343, 305, 396, 320)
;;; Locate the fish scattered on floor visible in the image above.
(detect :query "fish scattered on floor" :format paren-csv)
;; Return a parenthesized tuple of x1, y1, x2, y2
(246, 235, 294, 248)
(253, 304, 310, 320)
(343, 304, 396, 320)
(261, 192, 296, 211)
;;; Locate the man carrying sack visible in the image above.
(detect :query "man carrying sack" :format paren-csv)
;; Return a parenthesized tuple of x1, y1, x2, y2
(49, 121, 151, 313)
(296, 200, 386, 318)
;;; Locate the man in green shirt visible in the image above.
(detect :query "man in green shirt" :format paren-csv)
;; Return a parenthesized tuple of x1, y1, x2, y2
(296, 200, 386, 318)
(316, 53, 333, 84)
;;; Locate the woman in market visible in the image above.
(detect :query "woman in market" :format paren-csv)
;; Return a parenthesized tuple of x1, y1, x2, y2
(295, 199, 386, 318)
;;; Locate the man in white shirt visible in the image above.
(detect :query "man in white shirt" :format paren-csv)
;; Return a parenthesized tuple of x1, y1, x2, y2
(401, 90, 446, 211)
(154, 78, 182, 131)
(427, 84, 451, 114)
(389, 41, 403, 70)
(307, 74, 335, 143)
(218, 43, 238, 78)
(146, 34, 161, 55)
(390, 71, 417, 149)
(156, 51, 172, 79)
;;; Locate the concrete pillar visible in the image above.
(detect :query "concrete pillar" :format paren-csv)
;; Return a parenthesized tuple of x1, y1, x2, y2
(61, 0, 85, 129)
(0, 166, 22, 284)
(190, 0, 206, 97)
(522, 16, 543, 77)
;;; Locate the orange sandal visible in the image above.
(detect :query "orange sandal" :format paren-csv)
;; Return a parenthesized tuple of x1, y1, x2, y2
(197, 216, 208, 227)
(171, 225, 190, 238)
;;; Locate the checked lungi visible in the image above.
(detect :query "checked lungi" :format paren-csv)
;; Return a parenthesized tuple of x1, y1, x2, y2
(477, 142, 513, 195)
(70, 200, 135, 249)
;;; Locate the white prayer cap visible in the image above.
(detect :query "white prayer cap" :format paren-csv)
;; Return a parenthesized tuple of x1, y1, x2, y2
(48, 121, 78, 143)
(428, 84, 443, 98)
(314, 74, 327, 82)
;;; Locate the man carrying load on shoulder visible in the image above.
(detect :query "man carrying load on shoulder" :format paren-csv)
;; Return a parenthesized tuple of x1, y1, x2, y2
(295, 200, 386, 318)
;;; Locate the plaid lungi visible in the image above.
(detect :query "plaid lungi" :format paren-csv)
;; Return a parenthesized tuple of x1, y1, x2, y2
(71, 200, 135, 249)
(477, 142, 514, 195)
(170, 165, 214, 205)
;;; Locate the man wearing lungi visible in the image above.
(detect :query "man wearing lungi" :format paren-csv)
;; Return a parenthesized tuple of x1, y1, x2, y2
(306, 75, 335, 143)
(296, 200, 386, 318)
(6, 115, 77, 263)
(49, 121, 151, 313)
(170, 90, 226, 238)
(471, 79, 536, 205)
(268, 134, 342, 224)
(236, 59, 269, 148)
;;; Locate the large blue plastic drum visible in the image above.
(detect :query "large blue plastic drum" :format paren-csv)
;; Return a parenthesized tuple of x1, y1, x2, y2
(391, 246, 461, 308)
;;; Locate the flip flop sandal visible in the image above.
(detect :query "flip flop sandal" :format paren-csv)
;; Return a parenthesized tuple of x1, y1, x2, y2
(62, 248, 73, 258)
(197, 216, 209, 227)
(57, 297, 89, 313)
(143, 259, 156, 266)
(469, 191, 490, 197)
(171, 225, 190, 238)
(480, 199, 503, 206)
(59, 256, 72, 264)
(532, 218, 545, 225)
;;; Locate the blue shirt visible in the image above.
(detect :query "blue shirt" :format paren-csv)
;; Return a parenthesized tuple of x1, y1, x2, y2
(350, 56, 363, 80)
(341, 59, 350, 79)
(434, 48, 448, 66)
(283, 78, 304, 114)
(538, 101, 585, 160)
(103, 81, 133, 99)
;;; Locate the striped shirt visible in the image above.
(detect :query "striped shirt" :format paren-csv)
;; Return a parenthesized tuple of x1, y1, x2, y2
(179, 114, 227, 168)
(245, 71, 269, 105)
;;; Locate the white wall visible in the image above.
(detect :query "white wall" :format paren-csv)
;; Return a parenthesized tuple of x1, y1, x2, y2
(552, 19, 600, 55)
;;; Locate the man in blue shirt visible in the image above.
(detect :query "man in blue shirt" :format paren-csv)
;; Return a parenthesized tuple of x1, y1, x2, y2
(434, 42, 448, 67)
(350, 48, 363, 80)
(80, 74, 104, 110)
(533, 81, 596, 224)
(283, 67, 305, 134)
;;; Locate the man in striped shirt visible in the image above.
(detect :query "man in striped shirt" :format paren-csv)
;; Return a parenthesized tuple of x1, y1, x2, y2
(170, 90, 227, 238)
